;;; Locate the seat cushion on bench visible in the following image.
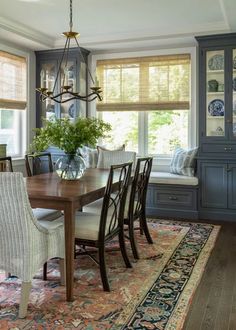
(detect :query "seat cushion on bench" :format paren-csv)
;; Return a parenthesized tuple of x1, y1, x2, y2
(149, 172, 198, 186)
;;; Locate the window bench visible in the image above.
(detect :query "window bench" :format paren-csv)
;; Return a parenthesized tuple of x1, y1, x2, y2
(146, 172, 199, 219)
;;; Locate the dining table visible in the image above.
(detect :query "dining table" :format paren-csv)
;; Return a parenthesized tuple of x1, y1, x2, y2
(26, 168, 113, 302)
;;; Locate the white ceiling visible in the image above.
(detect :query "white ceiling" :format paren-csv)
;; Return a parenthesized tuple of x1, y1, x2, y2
(0, 0, 236, 52)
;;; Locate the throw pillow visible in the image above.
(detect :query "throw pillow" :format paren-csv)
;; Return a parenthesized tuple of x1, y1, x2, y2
(97, 150, 136, 169)
(97, 144, 125, 155)
(170, 147, 198, 177)
(78, 146, 98, 168)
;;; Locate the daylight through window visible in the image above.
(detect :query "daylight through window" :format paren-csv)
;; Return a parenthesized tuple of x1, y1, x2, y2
(0, 51, 26, 157)
(96, 54, 190, 156)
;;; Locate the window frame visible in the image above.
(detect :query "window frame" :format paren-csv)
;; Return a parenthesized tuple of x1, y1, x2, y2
(0, 44, 35, 160)
(90, 47, 197, 170)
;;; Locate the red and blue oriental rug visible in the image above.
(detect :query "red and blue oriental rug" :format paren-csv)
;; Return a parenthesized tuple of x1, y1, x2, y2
(0, 219, 220, 330)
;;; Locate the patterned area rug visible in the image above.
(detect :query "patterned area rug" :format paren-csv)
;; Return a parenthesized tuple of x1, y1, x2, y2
(0, 219, 220, 330)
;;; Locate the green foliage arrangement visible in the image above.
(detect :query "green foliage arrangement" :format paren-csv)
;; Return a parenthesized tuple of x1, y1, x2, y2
(29, 117, 111, 155)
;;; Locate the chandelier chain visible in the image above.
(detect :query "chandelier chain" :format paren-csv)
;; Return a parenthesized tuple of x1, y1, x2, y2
(69, 0, 73, 31)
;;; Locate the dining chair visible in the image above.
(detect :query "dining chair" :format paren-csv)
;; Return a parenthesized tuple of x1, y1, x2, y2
(0, 156, 14, 172)
(0, 172, 65, 318)
(25, 152, 63, 280)
(75, 162, 133, 291)
(83, 157, 153, 259)
(25, 152, 54, 177)
(123, 157, 153, 259)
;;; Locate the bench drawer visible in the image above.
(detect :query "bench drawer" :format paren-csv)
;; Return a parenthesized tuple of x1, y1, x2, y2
(147, 185, 197, 210)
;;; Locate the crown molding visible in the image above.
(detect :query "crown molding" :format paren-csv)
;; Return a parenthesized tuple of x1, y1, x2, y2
(0, 16, 54, 48)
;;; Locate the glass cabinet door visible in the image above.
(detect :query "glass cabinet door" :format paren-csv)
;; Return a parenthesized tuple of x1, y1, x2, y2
(206, 50, 225, 137)
(60, 59, 77, 120)
(232, 49, 236, 136)
(39, 60, 57, 122)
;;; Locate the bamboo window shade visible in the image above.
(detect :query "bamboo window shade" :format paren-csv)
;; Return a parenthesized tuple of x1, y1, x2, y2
(0, 51, 27, 110)
(96, 54, 190, 111)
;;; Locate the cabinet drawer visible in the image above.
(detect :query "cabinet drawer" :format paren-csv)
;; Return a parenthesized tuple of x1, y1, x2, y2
(201, 143, 236, 154)
(147, 186, 196, 210)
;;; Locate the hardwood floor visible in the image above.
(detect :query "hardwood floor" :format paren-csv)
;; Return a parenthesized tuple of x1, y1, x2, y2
(183, 220, 236, 330)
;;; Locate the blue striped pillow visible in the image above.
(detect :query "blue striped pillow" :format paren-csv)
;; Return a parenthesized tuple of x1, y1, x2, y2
(170, 147, 198, 177)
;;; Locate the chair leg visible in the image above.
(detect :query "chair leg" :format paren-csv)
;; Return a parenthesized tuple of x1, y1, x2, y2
(19, 281, 31, 318)
(43, 262, 47, 280)
(59, 258, 66, 286)
(128, 218, 140, 260)
(119, 229, 132, 268)
(140, 210, 153, 244)
(98, 245, 110, 292)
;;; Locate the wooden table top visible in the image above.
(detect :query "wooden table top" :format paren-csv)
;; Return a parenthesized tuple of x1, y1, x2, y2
(26, 168, 111, 205)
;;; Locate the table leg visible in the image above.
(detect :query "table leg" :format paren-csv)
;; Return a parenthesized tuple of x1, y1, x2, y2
(64, 202, 75, 301)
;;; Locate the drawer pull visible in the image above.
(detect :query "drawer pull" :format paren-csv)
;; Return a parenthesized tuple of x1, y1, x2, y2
(224, 147, 232, 151)
(169, 196, 178, 201)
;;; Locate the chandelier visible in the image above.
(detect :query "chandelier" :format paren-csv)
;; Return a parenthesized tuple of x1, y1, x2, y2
(36, 0, 102, 104)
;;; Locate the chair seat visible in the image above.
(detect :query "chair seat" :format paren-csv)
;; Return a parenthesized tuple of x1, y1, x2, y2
(75, 212, 115, 241)
(37, 217, 64, 232)
(83, 190, 133, 219)
(32, 208, 62, 221)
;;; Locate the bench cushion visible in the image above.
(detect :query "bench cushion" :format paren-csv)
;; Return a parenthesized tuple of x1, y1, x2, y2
(149, 172, 198, 186)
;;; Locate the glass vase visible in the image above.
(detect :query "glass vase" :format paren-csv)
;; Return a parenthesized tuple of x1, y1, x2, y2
(55, 154, 86, 180)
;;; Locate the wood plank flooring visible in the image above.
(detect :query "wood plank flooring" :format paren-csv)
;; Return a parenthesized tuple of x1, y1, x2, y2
(183, 221, 236, 330)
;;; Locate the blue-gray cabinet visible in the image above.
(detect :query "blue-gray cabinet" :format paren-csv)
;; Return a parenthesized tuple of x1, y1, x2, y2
(35, 47, 89, 127)
(146, 183, 198, 219)
(196, 33, 236, 221)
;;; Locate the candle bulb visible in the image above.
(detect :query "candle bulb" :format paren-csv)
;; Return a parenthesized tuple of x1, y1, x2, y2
(40, 70, 45, 88)
(95, 76, 99, 87)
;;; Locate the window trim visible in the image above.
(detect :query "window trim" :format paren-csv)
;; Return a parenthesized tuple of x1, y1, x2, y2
(90, 47, 197, 170)
(0, 43, 36, 159)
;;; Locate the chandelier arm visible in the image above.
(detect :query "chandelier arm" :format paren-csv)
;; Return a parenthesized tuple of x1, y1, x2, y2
(74, 37, 95, 85)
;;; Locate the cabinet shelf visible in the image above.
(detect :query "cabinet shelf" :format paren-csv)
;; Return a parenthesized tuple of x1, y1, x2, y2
(207, 116, 224, 119)
(207, 70, 224, 74)
(207, 92, 224, 95)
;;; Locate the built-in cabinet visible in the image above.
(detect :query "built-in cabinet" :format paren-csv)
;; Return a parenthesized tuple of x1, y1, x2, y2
(35, 47, 89, 127)
(196, 33, 236, 220)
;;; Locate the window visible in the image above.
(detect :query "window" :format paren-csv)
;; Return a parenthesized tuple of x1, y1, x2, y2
(0, 51, 26, 158)
(96, 54, 191, 157)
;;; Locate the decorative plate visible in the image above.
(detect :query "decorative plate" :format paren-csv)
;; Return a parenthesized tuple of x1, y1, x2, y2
(46, 104, 55, 112)
(208, 99, 224, 116)
(208, 54, 224, 70)
(233, 77, 236, 91)
(233, 56, 236, 69)
(68, 104, 75, 118)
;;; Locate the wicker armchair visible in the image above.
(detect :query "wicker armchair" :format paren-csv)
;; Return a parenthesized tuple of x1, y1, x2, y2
(0, 172, 65, 318)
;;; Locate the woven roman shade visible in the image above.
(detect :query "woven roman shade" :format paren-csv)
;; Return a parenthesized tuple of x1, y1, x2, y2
(0, 51, 27, 110)
(96, 54, 190, 111)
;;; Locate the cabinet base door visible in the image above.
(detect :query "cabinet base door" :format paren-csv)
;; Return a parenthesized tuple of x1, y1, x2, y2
(228, 164, 236, 209)
(201, 162, 227, 208)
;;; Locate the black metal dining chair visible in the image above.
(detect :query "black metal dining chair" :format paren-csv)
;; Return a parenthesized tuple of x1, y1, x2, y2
(25, 152, 54, 177)
(123, 157, 153, 259)
(0, 156, 14, 172)
(74, 162, 133, 291)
